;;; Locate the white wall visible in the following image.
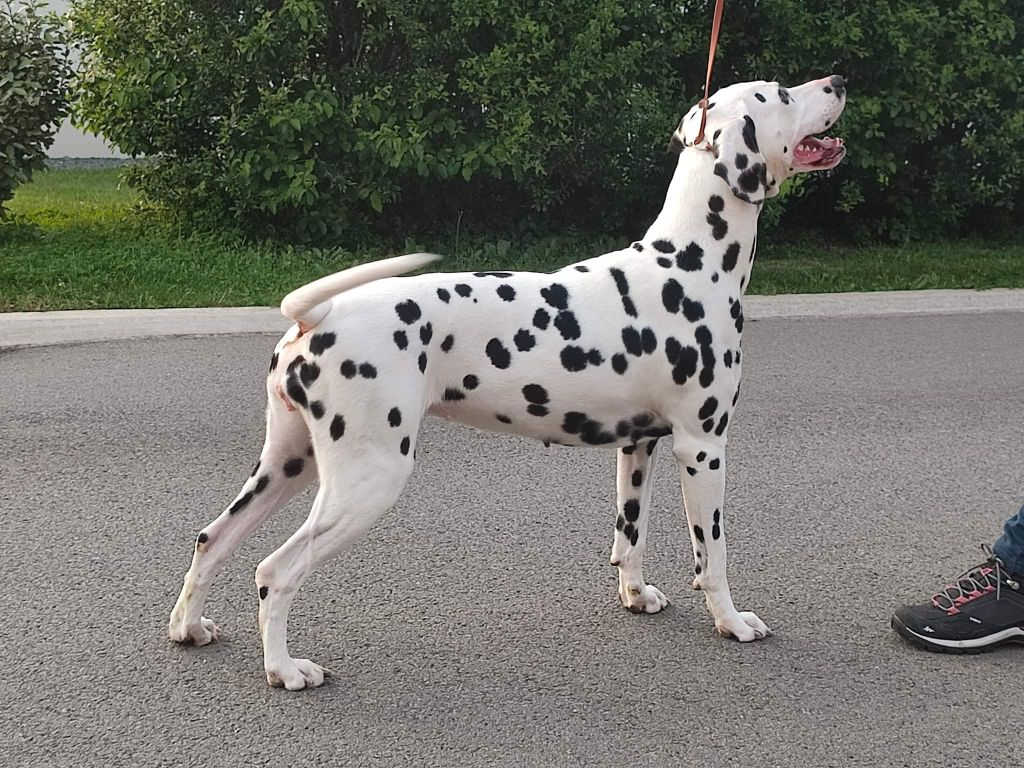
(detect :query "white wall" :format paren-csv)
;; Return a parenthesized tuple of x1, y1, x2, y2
(43, 0, 125, 157)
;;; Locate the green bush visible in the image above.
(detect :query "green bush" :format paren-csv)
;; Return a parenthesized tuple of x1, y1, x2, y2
(69, 0, 1024, 242)
(0, 0, 72, 218)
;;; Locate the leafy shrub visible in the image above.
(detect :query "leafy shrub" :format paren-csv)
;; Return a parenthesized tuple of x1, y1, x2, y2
(70, 0, 1024, 242)
(0, 0, 72, 217)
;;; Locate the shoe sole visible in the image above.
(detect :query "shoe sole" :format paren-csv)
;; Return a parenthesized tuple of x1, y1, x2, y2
(891, 615, 1024, 655)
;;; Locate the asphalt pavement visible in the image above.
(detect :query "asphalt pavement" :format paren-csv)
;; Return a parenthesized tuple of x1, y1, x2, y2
(1, 307, 1022, 767)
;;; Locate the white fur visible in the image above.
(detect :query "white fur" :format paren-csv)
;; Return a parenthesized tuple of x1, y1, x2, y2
(169, 77, 847, 688)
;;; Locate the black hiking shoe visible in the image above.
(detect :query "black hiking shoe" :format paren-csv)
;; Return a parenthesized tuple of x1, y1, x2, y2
(892, 546, 1024, 654)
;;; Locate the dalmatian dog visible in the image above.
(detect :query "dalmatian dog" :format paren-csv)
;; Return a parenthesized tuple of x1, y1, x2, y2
(169, 76, 847, 689)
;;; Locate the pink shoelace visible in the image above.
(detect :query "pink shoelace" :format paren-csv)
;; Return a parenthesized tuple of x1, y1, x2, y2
(931, 545, 1007, 615)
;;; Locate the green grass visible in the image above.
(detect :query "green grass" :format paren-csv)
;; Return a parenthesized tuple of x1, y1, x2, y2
(2, 167, 1022, 311)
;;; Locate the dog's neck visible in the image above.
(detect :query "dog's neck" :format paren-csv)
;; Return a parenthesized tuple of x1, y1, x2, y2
(644, 148, 761, 295)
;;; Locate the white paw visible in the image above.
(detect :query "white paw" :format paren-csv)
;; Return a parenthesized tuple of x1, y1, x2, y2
(715, 610, 772, 642)
(168, 615, 220, 646)
(265, 658, 329, 691)
(619, 583, 670, 614)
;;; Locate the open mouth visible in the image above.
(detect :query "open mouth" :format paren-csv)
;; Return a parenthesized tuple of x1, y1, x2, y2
(793, 136, 846, 169)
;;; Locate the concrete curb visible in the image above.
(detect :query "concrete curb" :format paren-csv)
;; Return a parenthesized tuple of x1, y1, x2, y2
(3, 288, 1024, 350)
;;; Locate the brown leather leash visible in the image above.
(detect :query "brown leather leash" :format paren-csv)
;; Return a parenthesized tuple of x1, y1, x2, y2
(693, 0, 727, 150)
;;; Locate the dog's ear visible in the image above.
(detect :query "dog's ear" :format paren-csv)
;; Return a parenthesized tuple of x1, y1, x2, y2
(710, 115, 776, 205)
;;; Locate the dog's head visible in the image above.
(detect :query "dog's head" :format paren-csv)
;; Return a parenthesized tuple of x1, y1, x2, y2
(669, 76, 847, 205)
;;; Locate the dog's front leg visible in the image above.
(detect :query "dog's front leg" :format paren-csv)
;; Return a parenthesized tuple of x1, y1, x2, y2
(672, 437, 771, 642)
(610, 440, 668, 614)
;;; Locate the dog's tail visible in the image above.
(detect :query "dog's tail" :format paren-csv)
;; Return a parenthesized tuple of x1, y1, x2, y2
(280, 253, 442, 332)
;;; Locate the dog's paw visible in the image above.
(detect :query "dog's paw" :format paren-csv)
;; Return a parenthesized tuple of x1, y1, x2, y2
(692, 574, 705, 591)
(168, 615, 220, 646)
(715, 610, 772, 642)
(619, 583, 669, 614)
(265, 658, 329, 691)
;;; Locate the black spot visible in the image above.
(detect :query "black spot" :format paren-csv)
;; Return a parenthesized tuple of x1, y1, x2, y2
(496, 414, 512, 424)
(513, 329, 536, 352)
(587, 348, 604, 366)
(754, 92, 766, 103)
(527, 404, 549, 417)
(437, 288, 451, 303)
(738, 164, 764, 194)
(699, 397, 718, 420)
(646, 439, 659, 455)
(560, 346, 588, 372)
(708, 195, 724, 212)
(622, 327, 643, 357)
(286, 377, 308, 408)
(229, 491, 253, 514)
(463, 375, 479, 390)
(632, 470, 643, 487)
(533, 308, 551, 330)
(707, 211, 728, 240)
(541, 283, 569, 309)
(610, 268, 629, 296)
(715, 412, 730, 436)
(623, 499, 641, 522)
(269, 352, 279, 372)
(722, 242, 740, 272)
(395, 300, 421, 324)
(677, 242, 704, 271)
(358, 363, 377, 379)
(309, 332, 336, 355)
(735, 153, 748, 169)
(632, 242, 644, 251)
(497, 284, 516, 302)
(712, 508, 722, 540)
(330, 415, 346, 440)
(622, 523, 635, 542)
(640, 327, 657, 354)
(286, 355, 305, 373)
(612, 354, 628, 374)
(254, 475, 269, 494)
(709, 458, 721, 470)
(486, 338, 512, 369)
(652, 240, 675, 253)
(441, 334, 454, 352)
(400, 437, 411, 455)
(662, 279, 683, 313)
(562, 411, 616, 444)
(702, 419, 715, 433)
(420, 323, 433, 345)
(474, 271, 513, 278)
(340, 359, 357, 378)
(393, 330, 408, 350)
(664, 336, 699, 385)
(657, 257, 672, 268)
(310, 400, 325, 419)
(443, 388, 465, 401)
(418, 351, 428, 372)
(388, 407, 402, 427)
(696, 451, 706, 462)
(622, 297, 638, 318)
(724, 349, 733, 367)
(686, 466, 697, 476)
(250, 459, 261, 477)
(778, 87, 791, 105)
(731, 298, 744, 333)
(522, 384, 549, 404)
(259, 586, 269, 600)
(694, 525, 705, 543)
(455, 283, 473, 297)
(196, 531, 208, 545)
(283, 458, 305, 477)
(622, 445, 636, 455)
(574, 265, 590, 272)
(712, 273, 719, 283)
(741, 115, 759, 153)
(554, 311, 581, 340)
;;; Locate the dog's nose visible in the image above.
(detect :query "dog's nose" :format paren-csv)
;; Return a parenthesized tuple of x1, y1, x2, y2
(828, 75, 846, 98)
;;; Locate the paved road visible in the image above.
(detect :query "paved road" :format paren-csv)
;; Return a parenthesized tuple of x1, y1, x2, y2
(2, 312, 1022, 767)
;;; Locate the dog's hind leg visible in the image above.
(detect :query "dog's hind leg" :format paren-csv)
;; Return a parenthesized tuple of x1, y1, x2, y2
(610, 439, 669, 614)
(672, 433, 771, 642)
(169, 393, 315, 645)
(254, 419, 419, 690)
